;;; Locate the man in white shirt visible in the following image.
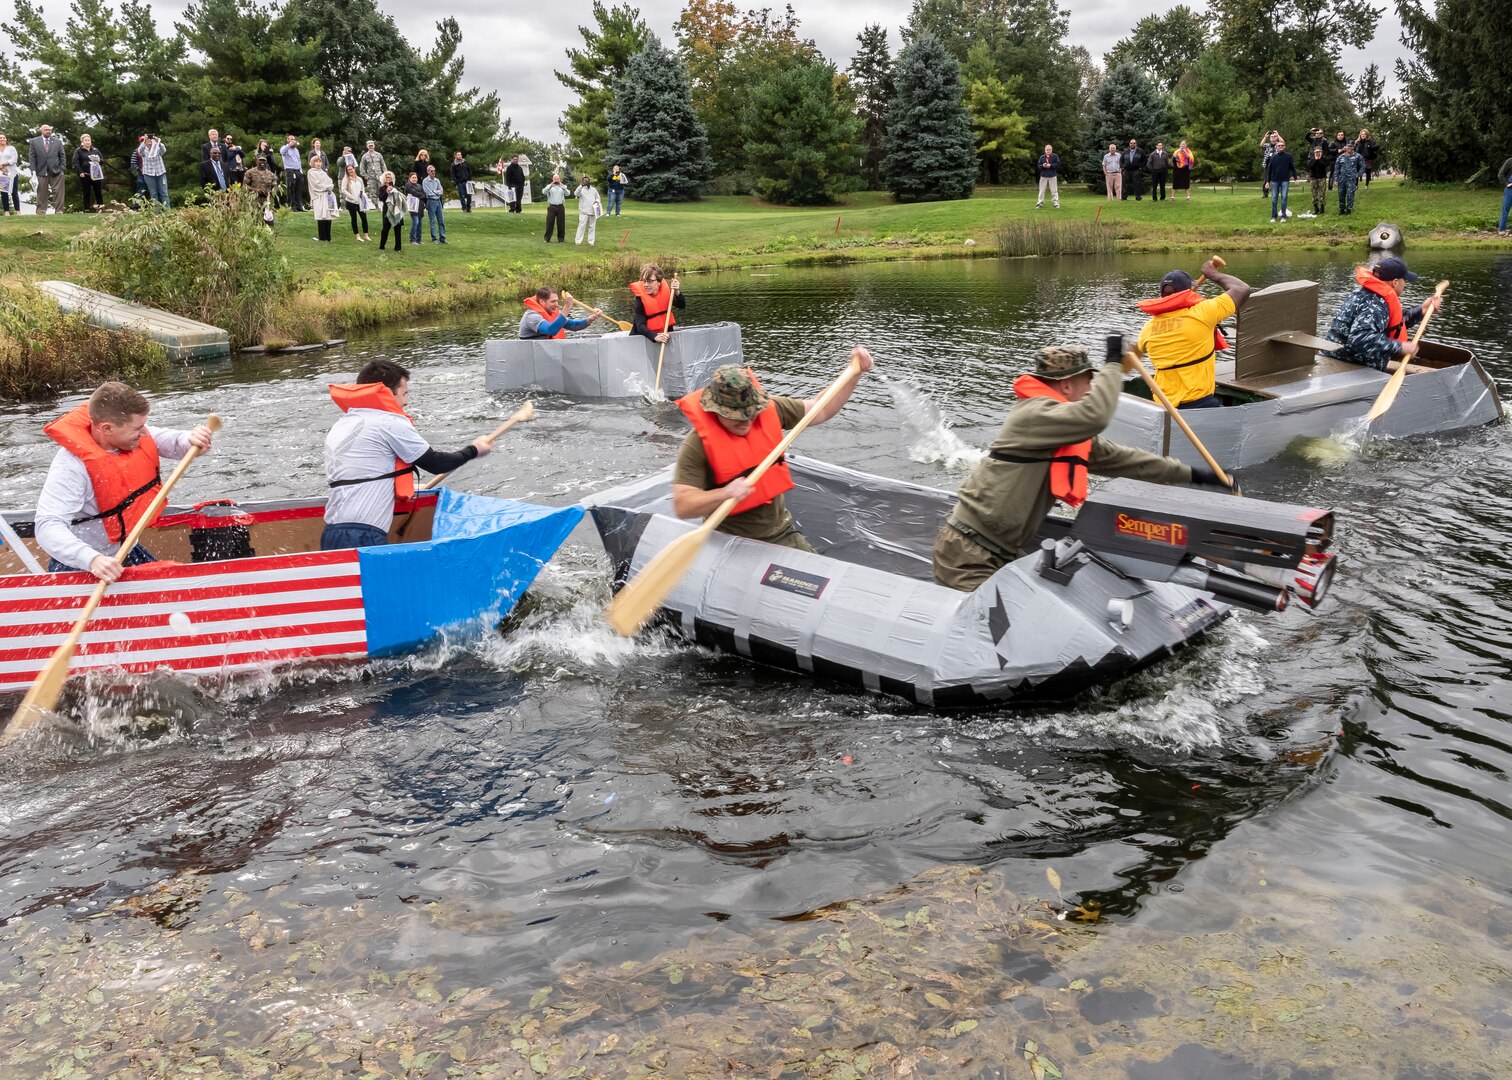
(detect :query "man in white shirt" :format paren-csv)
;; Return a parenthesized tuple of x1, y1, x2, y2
(35, 382, 214, 580)
(322, 361, 492, 550)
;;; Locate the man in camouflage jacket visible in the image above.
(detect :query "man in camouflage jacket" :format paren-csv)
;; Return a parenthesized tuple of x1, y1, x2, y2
(1332, 144, 1363, 214)
(1326, 258, 1440, 372)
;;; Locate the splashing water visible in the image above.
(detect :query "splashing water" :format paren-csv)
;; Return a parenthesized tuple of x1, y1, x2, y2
(882, 377, 985, 473)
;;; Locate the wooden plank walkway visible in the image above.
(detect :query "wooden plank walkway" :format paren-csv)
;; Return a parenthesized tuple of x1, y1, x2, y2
(34, 280, 230, 361)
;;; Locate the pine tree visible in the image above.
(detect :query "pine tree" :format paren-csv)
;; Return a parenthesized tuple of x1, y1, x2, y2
(556, 2, 651, 182)
(606, 38, 713, 201)
(848, 24, 893, 190)
(1172, 50, 1255, 182)
(741, 56, 861, 205)
(882, 34, 977, 202)
(962, 42, 1033, 184)
(1078, 62, 1174, 182)
(1394, 0, 1508, 180)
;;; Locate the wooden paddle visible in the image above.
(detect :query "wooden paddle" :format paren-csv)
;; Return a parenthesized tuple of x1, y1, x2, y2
(606, 355, 865, 637)
(652, 278, 678, 394)
(1363, 280, 1449, 423)
(573, 304, 631, 332)
(1193, 254, 1225, 286)
(394, 402, 535, 539)
(1123, 348, 1235, 489)
(6, 415, 222, 741)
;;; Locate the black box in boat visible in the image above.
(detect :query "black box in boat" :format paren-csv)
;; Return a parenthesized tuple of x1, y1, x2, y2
(586, 457, 1337, 707)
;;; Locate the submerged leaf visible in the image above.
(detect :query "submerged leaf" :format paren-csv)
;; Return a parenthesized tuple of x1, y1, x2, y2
(1046, 868, 1061, 893)
(924, 992, 950, 1009)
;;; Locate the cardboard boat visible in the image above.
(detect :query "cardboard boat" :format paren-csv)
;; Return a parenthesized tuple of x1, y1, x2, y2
(586, 456, 1336, 707)
(484, 322, 743, 398)
(1107, 280, 1503, 469)
(0, 489, 582, 693)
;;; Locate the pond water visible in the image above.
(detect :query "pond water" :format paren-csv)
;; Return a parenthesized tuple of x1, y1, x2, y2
(1, 250, 1509, 1077)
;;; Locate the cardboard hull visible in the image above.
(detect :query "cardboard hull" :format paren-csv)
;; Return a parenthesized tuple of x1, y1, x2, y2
(0, 490, 582, 693)
(484, 322, 743, 398)
(586, 457, 1231, 708)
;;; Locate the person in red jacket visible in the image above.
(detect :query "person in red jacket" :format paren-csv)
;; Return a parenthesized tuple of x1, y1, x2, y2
(673, 352, 874, 550)
(35, 381, 214, 579)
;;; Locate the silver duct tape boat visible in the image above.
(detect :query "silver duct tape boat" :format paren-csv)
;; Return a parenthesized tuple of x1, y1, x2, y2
(1107, 280, 1503, 469)
(586, 456, 1337, 707)
(483, 322, 743, 399)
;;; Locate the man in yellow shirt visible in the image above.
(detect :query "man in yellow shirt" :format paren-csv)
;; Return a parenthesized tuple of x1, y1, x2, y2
(1135, 260, 1251, 409)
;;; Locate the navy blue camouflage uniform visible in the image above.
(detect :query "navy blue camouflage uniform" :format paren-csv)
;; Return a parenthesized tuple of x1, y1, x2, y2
(1333, 152, 1363, 214)
(1327, 285, 1425, 371)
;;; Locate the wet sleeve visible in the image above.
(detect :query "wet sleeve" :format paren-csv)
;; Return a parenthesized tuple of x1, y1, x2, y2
(1087, 437, 1192, 484)
(34, 451, 102, 570)
(672, 432, 714, 490)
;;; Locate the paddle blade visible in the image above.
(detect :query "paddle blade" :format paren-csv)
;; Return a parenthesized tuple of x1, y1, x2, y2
(6, 640, 77, 740)
(605, 525, 712, 636)
(1362, 372, 1405, 423)
(617, 319, 632, 331)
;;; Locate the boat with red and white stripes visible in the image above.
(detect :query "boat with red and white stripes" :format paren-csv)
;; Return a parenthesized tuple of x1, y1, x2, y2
(0, 488, 582, 693)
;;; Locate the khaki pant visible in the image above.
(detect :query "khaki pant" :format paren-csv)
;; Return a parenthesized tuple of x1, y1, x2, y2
(932, 524, 1011, 592)
(1104, 172, 1122, 200)
(41, 172, 66, 212)
(1036, 176, 1059, 207)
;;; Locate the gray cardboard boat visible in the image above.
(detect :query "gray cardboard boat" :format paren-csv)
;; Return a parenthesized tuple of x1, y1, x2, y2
(1107, 280, 1503, 468)
(586, 456, 1337, 707)
(484, 322, 743, 399)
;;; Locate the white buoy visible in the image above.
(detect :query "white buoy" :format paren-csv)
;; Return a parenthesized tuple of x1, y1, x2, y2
(168, 612, 192, 634)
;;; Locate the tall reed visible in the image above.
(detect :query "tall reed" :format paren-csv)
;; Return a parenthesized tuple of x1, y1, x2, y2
(994, 220, 1115, 257)
(0, 285, 163, 401)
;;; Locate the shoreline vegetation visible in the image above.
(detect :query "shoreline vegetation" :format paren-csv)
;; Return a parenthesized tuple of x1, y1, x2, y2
(0, 178, 1503, 399)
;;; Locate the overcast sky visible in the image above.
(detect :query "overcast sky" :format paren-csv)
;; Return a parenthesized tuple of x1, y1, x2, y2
(22, 0, 1406, 141)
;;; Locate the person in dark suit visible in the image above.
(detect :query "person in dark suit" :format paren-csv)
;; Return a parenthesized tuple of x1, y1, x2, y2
(200, 128, 228, 162)
(28, 124, 67, 213)
(199, 148, 230, 191)
(1121, 138, 1146, 200)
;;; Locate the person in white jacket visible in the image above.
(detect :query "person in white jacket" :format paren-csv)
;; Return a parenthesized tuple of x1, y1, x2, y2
(574, 177, 603, 246)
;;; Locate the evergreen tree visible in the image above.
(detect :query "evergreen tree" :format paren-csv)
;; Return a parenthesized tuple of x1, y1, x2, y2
(606, 37, 713, 201)
(883, 34, 977, 202)
(0, 0, 185, 197)
(962, 42, 1033, 183)
(177, 0, 333, 148)
(556, 2, 652, 182)
(1353, 62, 1385, 128)
(1393, 0, 1509, 180)
(1173, 50, 1255, 181)
(903, 0, 1081, 156)
(741, 56, 861, 205)
(1078, 62, 1174, 182)
(422, 18, 512, 162)
(848, 23, 893, 190)
(1103, 7, 1209, 92)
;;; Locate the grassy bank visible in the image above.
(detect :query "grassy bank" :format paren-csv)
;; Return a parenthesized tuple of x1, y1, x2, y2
(0, 179, 1504, 360)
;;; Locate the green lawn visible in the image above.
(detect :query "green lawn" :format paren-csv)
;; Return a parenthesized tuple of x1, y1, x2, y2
(2, 180, 1505, 341)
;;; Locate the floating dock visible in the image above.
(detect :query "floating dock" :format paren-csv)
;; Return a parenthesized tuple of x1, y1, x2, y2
(35, 280, 231, 362)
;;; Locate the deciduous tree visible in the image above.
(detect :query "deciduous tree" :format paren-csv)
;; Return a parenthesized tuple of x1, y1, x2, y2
(883, 34, 977, 203)
(962, 43, 1033, 184)
(1103, 7, 1209, 92)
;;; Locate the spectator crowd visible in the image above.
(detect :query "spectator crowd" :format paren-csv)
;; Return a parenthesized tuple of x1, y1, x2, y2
(0, 121, 637, 251)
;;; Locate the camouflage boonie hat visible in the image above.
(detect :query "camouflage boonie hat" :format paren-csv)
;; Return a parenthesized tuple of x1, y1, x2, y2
(1033, 346, 1092, 380)
(701, 364, 769, 420)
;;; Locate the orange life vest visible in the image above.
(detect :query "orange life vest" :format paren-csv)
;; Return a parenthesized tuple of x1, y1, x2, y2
(1006, 375, 1093, 508)
(521, 296, 566, 339)
(1136, 288, 1230, 363)
(629, 280, 676, 333)
(1354, 265, 1409, 342)
(676, 373, 794, 516)
(43, 403, 163, 544)
(328, 382, 417, 499)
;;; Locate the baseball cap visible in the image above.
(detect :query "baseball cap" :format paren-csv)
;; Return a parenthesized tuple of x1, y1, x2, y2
(1160, 270, 1193, 295)
(1374, 257, 1418, 283)
(701, 365, 770, 421)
